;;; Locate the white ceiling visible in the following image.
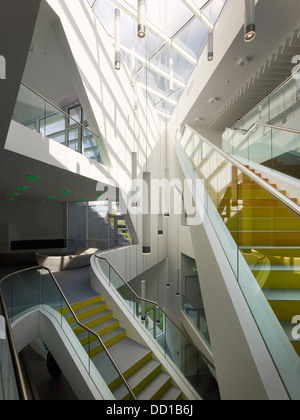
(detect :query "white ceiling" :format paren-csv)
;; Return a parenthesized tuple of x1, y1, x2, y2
(184, 0, 300, 132)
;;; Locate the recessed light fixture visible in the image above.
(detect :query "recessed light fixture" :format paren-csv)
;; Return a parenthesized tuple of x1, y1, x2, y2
(237, 57, 249, 67)
(48, 196, 56, 200)
(208, 97, 219, 104)
(61, 190, 70, 195)
(26, 174, 39, 181)
(16, 186, 27, 191)
(10, 193, 19, 197)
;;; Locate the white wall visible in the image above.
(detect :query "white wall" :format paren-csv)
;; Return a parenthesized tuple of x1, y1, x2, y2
(8, 0, 169, 276)
(46, 0, 163, 193)
(12, 308, 110, 400)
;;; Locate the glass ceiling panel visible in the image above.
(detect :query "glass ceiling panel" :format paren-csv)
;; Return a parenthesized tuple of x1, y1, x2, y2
(151, 45, 194, 84)
(136, 67, 169, 97)
(155, 100, 176, 116)
(193, 0, 210, 8)
(170, 89, 184, 103)
(203, 0, 227, 25)
(174, 17, 209, 60)
(145, 0, 194, 38)
(88, 0, 228, 124)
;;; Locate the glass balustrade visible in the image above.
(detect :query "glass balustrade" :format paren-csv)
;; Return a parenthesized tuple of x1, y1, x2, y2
(178, 125, 300, 400)
(0, 305, 20, 400)
(12, 83, 105, 164)
(223, 75, 300, 181)
(182, 296, 211, 348)
(223, 124, 300, 181)
(0, 267, 135, 400)
(232, 76, 300, 132)
(94, 256, 220, 400)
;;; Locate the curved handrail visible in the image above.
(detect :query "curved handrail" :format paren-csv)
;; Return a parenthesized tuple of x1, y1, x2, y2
(94, 254, 215, 370)
(186, 124, 300, 218)
(0, 266, 137, 401)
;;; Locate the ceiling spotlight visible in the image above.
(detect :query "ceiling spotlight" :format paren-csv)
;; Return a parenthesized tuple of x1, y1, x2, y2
(207, 32, 213, 61)
(138, 0, 146, 38)
(244, 0, 256, 42)
(114, 9, 121, 70)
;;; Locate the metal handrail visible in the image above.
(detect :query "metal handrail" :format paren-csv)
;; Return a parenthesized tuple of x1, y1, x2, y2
(20, 82, 100, 139)
(227, 121, 300, 136)
(185, 124, 300, 218)
(0, 266, 137, 400)
(94, 254, 215, 369)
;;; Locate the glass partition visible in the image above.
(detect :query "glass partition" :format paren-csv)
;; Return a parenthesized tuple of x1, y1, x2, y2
(94, 256, 220, 400)
(179, 125, 300, 400)
(0, 267, 135, 400)
(182, 296, 211, 348)
(12, 83, 104, 164)
(0, 304, 20, 400)
(232, 76, 300, 132)
(223, 75, 300, 181)
(67, 201, 133, 255)
(223, 123, 300, 181)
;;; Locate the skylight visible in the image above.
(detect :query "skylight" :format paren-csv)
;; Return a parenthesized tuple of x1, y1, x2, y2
(87, 0, 227, 124)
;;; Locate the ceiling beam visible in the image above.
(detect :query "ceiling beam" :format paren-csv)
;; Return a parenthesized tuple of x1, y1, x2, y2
(102, 0, 198, 65)
(120, 43, 186, 88)
(180, 0, 214, 31)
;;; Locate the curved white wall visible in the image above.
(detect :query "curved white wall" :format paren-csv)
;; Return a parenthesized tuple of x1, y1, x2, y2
(12, 307, 113, 400)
